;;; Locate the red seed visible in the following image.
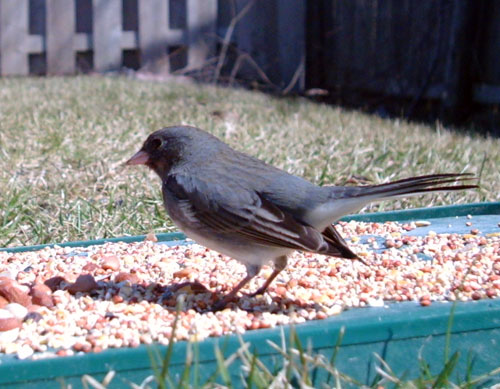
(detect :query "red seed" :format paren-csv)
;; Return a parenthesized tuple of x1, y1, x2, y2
(144, 232, 158, 242)
(66, 274, 98, 295)
(101, 255, 120, 271)
(114, 272, 140, 284)
(275, 286, 287, 297)
(298, 279, 312, 288)
(486, 289, 497, 298)
(112, 295, 124, 303)
(0, 278, 31, 306)
(82, 262, 99, 272)
(385, 240, 395, 248)
(44, 276, 66, 291)
(30, 283, 54, 308)
(0, 316, 21, 331)
(173, 268, 194, 279)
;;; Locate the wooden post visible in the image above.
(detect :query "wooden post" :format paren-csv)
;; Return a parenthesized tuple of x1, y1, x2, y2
(46, 0, 76, 75)
(186, 0, 217, 70)
(138, 0, 169, 72)
(93, 0, 123, 72)
(0, 0, 30, 75)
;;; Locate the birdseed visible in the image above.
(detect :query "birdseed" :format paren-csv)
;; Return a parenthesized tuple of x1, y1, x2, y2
(0, 219, 499, 359)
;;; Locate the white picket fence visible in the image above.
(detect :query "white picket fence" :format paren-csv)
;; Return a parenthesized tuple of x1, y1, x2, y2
(0, 0, 217, 75)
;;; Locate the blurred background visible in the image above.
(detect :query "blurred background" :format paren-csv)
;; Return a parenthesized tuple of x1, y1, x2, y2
(1, 0, 499, 248)
(0, 0, 498, 134)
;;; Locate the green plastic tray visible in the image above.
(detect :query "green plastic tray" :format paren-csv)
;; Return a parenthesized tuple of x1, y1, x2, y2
(1, 202, 499, 388)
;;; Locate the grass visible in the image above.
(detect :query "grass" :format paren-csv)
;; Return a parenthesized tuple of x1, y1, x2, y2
(74, 303, 500, 389)
(0, 75, 498, 248)
(0, 75, 498, 385)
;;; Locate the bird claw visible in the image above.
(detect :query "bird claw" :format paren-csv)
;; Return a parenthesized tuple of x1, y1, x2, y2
(159, 289, 174, 304)
(212, 302, 225, 311)
(213, 298, 232, 311)
(245, 290, 264, 298)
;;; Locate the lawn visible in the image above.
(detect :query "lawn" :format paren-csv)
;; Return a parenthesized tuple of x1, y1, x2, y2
(0, 76, 498, 248)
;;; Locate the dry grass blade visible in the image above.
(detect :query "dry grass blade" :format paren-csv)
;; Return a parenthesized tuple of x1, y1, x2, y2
(213, 0, 256, 83)
(81, 371, 115, 389)
(0, 76, 498, 248)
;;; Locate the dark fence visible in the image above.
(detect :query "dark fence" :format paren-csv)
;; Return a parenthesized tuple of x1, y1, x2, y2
(0, 0, 498, 124)
(307, 0, 500, 123)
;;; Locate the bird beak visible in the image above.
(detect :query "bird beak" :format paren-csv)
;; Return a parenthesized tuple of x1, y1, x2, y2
(125, 150, 150, 166)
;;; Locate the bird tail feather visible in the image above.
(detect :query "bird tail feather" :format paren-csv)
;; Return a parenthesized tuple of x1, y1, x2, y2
(318, 173, 478, 224)
(348, 173, 478, 200)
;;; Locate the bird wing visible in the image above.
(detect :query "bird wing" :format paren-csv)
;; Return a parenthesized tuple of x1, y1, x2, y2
(165, 174, 353, 258)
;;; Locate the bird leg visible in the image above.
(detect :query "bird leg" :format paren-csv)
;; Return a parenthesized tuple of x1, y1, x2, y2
(248, 255, 288, 297)
(213, 264, 260, 311)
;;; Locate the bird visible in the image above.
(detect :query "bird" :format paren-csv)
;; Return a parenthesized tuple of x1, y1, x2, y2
(126, 125, 478, 310)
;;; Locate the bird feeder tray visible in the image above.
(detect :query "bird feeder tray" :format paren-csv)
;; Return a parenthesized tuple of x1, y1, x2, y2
(1, 202, 499, 388)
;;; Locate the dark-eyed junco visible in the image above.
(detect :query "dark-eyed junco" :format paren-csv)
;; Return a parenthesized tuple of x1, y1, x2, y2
(127, 125, 477, 309)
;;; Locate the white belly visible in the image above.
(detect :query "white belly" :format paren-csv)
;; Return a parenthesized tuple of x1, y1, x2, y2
(182, 226, 292, 267)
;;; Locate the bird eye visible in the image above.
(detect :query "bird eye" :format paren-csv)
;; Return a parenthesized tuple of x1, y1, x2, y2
(150, 138, 162, 150)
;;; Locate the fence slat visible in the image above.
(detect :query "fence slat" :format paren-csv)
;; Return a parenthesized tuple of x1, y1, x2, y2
(481, 1, 500, 84)
(474, 84, 500, 104)
(277, 0, 306, 90)
(74, 34, 92, 52)
(186, 0, 217, 69)
(28, 36, 44, 54)
(441, 1, 476, 121)
(375, 0, 392, 81)
(121, 31, 138, 50)
(93, 0, 122, 72)
(336, 0, 356, 85)
(138, 0, 169, 72)
(0, 0, 29, 75)
(46, 0, 75, 75)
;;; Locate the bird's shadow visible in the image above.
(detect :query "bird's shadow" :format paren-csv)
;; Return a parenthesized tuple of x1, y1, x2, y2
(45, 274, 318, 314)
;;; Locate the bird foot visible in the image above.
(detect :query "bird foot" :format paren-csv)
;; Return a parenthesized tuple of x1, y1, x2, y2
(213, 286, 272, 311)
(245, 287, 268, 298)
(212, 293, 241, 311)
(212, 298, 232, 311)
(212, 301, 225, 311)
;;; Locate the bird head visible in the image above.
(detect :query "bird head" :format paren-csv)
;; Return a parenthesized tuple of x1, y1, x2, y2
(126, 126, 219, 177)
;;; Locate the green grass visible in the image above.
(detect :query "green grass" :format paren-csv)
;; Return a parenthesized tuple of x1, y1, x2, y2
(0, 76, 498, 248)
(75, 307, 500, 389)
(142, 305, 500, 388)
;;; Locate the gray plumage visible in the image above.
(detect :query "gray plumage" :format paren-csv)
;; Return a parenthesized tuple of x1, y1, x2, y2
(126, 125, 477, 309)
